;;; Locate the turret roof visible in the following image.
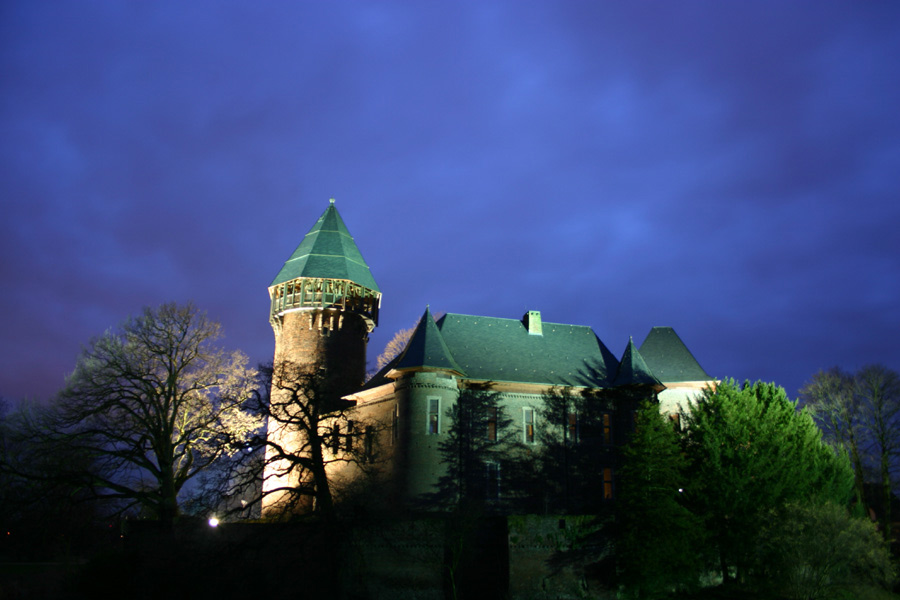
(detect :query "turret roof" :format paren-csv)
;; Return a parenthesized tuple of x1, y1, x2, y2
(271, 200, 379, 291)
(638, 327, 711, 382)
(392, 307, 465, 376)
(613, 337, 663, 388)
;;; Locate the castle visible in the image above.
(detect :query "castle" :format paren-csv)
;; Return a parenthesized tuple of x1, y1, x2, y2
(260, 200, 714, 517)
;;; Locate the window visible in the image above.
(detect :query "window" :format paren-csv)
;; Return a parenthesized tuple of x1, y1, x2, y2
(427, 398, 440, 435)
(668, 413, 681, 430)
(345, 420, 354, 451)
(602, 467, 614, 500)
(364, 426, 375, 463)
(567, 411, 579, 443)
(485, 461, 500, 502)
(601, 412, 613, 445)
(486, 406, 498, 442)
(523, 407, 535, 444)
(331, 423, 340, 454)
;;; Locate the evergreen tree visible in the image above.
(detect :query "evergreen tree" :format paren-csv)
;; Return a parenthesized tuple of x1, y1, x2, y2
(536, 386, 593, 512)
(682, 379, 855, 584)
(424, 383, 515, 600)
(537, 386, 645, 513)
(617, 400, 703, 598)
(425, 383, 515, 511)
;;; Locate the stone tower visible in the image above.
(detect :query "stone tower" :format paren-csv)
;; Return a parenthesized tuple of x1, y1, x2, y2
(268, 199, 380, 391)
(262, 200, 380, 513)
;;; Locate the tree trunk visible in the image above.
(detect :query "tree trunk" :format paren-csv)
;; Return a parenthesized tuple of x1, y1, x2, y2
(849, 439, 868, 515)
(159, 465, 179, 531)
(719, 531, 731, 585)
(309, 438, 335, 521)
(881, 455, 892, 543)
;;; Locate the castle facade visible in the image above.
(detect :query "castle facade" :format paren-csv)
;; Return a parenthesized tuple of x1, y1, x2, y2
(261, 201, 714, 516)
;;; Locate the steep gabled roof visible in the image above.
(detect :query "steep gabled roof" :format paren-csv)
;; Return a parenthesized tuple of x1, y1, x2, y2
(638, 327, 711, 383)
(271, 200, 379, 291)
(391, 307, 465, 376)
(434, 312, 619, 387)
(614, 338, 663, 388)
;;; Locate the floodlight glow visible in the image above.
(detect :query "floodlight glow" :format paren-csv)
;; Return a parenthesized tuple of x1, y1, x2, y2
(208, 517, 219, 527)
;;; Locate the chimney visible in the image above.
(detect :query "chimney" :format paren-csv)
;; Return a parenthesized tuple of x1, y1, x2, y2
(524, 311, 543, 336)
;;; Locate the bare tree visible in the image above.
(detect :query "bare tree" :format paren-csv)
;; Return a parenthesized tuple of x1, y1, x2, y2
(374, 326, 416, 373)
(801, 368, 868, 512)
(15, 303, 261, 529)
(856, 365, 900, 539)
(802, 364, 900, 539)
(245, 360, 361, 521)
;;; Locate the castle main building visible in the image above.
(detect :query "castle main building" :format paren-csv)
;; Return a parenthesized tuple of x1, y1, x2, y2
(261, 201, 713, 515)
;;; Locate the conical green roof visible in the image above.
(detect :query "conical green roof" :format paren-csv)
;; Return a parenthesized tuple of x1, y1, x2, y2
(638, 327, 711, 382)
(392, 307, 465, 375)
(614, 337, 663, 388)
(271, 200, 379, 291)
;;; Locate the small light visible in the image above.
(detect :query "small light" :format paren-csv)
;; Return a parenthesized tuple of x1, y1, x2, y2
(678, 488, 684, 493)
(208, 517, 219, 528)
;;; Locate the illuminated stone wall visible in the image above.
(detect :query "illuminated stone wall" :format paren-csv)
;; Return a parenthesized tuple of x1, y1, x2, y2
(262, 307, 371, 516)
(657, 381, 714, 418)
(273, 308, 370, 396)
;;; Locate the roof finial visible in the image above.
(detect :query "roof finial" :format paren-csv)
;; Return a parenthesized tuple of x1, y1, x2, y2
(329, 198, 335, 205)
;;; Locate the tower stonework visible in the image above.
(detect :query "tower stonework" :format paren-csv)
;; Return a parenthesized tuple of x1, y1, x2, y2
(271, 302, 372, 397)
(262, 200, 380, 515)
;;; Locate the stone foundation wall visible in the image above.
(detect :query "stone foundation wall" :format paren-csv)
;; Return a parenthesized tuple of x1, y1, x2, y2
(508, 515, 615, 600)
(125, 516, 615, 600)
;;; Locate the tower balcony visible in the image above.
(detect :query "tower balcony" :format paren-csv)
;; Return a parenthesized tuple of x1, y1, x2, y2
(269, 277, 381, 333)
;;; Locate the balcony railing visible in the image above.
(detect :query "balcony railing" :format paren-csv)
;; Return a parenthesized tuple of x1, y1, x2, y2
(269, 277, 381, 331)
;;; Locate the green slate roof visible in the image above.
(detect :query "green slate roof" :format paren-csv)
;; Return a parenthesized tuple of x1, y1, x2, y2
(638, 327, 711, 383)
(430, 312, 620, 387)
(393, 307, 465, 375)
(363, 314, 712, 392)
(614, 338, 663, 388)
(271, 200, 380, 291)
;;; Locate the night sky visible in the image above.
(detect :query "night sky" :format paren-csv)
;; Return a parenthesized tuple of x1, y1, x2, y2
(2, 2, 899, 405)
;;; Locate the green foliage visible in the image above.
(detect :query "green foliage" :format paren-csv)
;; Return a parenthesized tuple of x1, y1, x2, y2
(617, 400, 703, 598)
(755, 501, 895, 600)
(682, 379, 855, 582)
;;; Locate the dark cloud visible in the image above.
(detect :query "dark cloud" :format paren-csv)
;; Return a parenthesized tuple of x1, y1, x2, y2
(1, 1, 898, 403)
